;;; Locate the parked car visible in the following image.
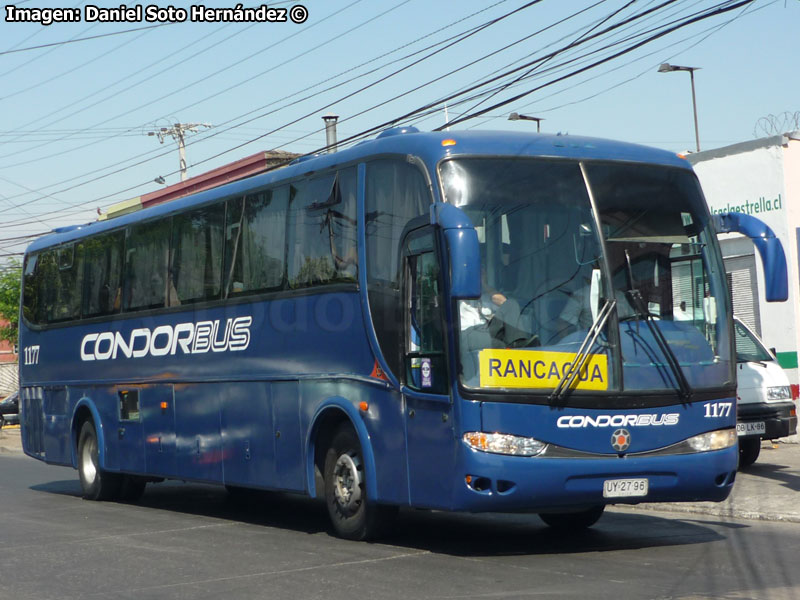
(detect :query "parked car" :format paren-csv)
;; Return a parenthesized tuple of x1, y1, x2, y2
(0, 391, 19, 429)
(734, 318, 797, 468)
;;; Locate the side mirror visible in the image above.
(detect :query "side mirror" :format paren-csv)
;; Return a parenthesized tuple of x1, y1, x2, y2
(432, 203, 480, 299)
(712, 213, 788, 302)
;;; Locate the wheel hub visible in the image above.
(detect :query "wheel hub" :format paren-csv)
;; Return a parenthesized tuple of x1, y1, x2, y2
(81, 436, 97, 483)
(332, 452, 362, 513)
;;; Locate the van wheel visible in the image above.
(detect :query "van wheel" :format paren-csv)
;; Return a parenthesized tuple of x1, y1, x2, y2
(738, 437, 761, 469)
(78, 420, 121, 501)
(539, 505, 605, 530)
(323, 425, 396, 540)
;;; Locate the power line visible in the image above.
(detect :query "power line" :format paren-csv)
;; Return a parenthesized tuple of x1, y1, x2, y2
(0, 0, 367, 165)
(0, 23, 174, 56)
(437, 0, 751, 129)
(0, 1, 305, 145)
(0, 0, 512, 211)
(0, 27, 156, 102)
(0, 0, 763, 232)
(0, 1, 736, 229)
(479, 0, 765, 130)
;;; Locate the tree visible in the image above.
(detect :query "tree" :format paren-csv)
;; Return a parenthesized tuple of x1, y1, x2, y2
(0, 260, 21, 347)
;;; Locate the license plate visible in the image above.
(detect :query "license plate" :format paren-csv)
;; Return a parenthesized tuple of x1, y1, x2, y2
(603, 478, 649, 498)
(737, 422, 765, 436)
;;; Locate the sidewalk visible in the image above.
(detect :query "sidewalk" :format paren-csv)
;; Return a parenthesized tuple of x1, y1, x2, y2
(622, 440, 800, 523)
(2, 427, 799, 522)
(0, 426, 21, 454)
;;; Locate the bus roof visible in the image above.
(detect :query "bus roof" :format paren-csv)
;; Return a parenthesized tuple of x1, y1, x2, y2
(26, 129, 692, 253)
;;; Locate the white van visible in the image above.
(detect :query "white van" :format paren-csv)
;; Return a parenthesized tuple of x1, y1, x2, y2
(734, 317, 797, 467)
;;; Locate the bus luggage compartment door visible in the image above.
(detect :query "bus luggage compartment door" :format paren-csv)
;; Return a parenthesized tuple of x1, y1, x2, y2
(141, 384, 177, 478)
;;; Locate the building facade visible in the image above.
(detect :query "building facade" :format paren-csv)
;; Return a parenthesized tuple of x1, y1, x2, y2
(689, 131, 800, 385)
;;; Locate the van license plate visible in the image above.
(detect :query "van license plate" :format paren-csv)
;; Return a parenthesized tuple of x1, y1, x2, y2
(603, 478, 648, 498)
(737, 422, 765, 436)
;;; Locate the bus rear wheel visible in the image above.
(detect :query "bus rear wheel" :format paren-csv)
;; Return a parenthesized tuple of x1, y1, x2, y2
(77, 420, 122, 501)
(539, 505, 605, 530)
(323, 425, 395, 540)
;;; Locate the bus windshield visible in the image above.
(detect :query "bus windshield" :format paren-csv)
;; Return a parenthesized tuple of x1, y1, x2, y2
(439, 157, 732, 396)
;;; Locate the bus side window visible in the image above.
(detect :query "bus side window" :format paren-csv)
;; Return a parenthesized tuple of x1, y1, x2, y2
(171, 203, 225, 304)
(287, 168, 357, 289)
(82, 231, 124, 318)
(22, 252, 42, 325)
(124, 219, 171, 312)
(224, 188, 289, 298)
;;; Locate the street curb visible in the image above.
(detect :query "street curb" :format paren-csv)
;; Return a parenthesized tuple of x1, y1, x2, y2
(614, 502, 800, 524)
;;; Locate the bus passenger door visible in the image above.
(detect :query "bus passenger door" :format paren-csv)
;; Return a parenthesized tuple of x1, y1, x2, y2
(402, 227, 455, 509)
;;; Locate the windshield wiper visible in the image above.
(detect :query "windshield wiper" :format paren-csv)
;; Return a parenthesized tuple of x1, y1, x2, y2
(626, 289, 692, 402)
(550, 298, 615, 404)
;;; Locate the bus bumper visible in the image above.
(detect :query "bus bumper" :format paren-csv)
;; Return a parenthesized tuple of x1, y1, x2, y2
(453, 445, 737, 512)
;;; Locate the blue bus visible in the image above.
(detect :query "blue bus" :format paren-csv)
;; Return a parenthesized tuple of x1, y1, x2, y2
(19, 129, 756, 539)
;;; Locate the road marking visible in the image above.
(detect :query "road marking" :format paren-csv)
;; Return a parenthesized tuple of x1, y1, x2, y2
(87, 550, 432, 596)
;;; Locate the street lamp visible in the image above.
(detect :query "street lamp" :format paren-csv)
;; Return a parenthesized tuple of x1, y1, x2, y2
(658, 63, 701, 152)
(508, 112, 544, 133)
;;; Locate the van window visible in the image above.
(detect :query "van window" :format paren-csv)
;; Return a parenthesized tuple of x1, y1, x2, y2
(734, 320, 772, 363)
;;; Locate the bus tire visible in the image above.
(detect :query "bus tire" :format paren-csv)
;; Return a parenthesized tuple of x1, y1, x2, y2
(539, 505, 605, 530)
(119, 476, 147, 502)
(77, 420, 121, 501)
(323, 425, 395, 540)
(738, 437, 761, 469)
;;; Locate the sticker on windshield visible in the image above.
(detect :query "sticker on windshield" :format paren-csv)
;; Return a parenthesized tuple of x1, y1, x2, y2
(478, 349, 608, 390)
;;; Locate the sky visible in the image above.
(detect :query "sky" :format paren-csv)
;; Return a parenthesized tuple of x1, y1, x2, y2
(1, 0, 799, 261)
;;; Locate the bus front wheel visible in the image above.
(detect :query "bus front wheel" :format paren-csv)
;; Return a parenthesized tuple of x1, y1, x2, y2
(539, 505, 605, 530)
(323, 425, 395, 540)
(77, 420, 121, 501)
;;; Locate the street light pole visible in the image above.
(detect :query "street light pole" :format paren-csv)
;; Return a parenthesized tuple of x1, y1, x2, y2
(658, 63, 700, 152)
(508, 112, 544, 133)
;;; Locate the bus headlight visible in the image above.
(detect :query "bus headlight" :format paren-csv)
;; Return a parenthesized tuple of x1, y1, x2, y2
(463, 432, 547, 456)
(767, 386, 792, 401)
(686, 429, 737, 452)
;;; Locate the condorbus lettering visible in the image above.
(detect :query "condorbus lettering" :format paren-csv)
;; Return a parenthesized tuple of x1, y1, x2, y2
(79, 316, 252, 361)
(556, 413, 681, 428)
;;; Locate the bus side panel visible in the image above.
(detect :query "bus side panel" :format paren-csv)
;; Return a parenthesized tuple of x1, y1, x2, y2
(42, 386, 71, 466)
(21, 386, 45, 459)
(273, 381, 304, 492)
(174, 383, 223, 484)
(82, 387, 123, 471)
(300, 381, 409, 505)
(221, 381, 275, 489)
(360, 385, 408, 505)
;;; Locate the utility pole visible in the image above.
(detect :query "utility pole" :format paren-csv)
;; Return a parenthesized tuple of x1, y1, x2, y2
(147, 122, 211, 181)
